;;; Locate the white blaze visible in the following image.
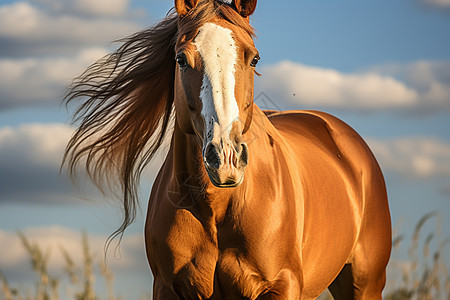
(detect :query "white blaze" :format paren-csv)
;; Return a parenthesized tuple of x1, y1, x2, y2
(194, 23, 239, 141)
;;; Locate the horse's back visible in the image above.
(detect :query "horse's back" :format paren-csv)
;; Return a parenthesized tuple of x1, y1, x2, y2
(265, 110, 391, 298)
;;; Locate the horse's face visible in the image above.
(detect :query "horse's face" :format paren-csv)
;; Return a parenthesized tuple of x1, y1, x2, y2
(174, 0, 258, 188)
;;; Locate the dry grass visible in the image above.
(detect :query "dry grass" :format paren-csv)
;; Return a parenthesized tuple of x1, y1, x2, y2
(385, 212, 449, 300)
(1, 213, 448, 299)
(0, 232, 149, 300)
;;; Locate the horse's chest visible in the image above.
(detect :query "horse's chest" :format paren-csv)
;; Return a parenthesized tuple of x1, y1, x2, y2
(171, 246, 268, 299)
(215, 249, 269, 299)
(165, 222, 269, 299)
(153, 199, 296, 298)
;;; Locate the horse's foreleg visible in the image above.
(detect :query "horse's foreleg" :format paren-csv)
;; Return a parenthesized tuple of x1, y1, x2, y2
(350, 240, 389, 300)
(153, 276, 179, 300)
(257, 269, 301, 300)
(351, 260, 387, 300)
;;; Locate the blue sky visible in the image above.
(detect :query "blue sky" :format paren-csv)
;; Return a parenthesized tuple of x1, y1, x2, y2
(0, 0, 449, 298)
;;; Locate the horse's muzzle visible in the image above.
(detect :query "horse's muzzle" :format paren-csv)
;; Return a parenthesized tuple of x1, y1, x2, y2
(203, 140, 248, 188)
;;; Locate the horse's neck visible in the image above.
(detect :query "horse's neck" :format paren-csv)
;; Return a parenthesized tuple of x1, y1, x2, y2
(171, 121, 205, 180)
(170, 120, 232, 220)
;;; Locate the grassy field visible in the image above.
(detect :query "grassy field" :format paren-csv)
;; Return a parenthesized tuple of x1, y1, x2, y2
(1, 213, 448, 300)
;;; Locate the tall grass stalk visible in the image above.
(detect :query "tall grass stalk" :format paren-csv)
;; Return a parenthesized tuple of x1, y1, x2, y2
(386, 211, 449, 300)
(1, 232, 117, 300)
(1, 271, 14, 300)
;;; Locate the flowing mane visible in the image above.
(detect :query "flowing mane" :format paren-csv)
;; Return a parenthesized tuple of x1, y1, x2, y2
(63, 0, 255, 240)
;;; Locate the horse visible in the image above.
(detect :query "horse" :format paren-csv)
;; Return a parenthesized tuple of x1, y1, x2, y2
(64, 0, 392, 298)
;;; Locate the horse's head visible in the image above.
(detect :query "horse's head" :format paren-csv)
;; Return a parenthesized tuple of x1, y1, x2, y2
(174, 0, 258, 188)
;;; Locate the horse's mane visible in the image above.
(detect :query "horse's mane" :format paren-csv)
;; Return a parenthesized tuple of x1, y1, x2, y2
(63, 0, 255, 242)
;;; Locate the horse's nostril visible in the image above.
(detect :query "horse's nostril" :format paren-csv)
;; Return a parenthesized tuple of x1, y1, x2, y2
(205, 143, 221, 170)
(239, 143, 249, 167)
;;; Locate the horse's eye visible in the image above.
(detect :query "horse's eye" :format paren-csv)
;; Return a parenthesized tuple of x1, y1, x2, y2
(250, 54, 260, 67)
(176, 53, 188, 69)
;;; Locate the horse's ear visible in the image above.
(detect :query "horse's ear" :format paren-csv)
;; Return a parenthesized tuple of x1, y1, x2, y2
(175, 0, 200, 17)
(233, 0, 257, 18)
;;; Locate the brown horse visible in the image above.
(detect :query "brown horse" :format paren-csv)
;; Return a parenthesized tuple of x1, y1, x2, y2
(64, 0, 392, 299)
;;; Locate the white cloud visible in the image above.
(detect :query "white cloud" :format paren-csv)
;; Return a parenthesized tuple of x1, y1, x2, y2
(420, 0, 450, 9)
(0, 47, 108, 108)
(0, 1, 141, 108)
(32, 0, 131, 18)
(0, 1, 140, 57)
(366, 137, 450, 179)
(74, 0, 130, 17)
(0, 123, 84, 203)
(368, 61, 450, 111)
(255, 60, 450, 112)
(0, 123, 72, 168)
